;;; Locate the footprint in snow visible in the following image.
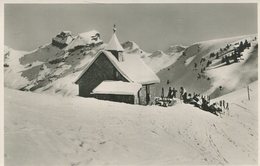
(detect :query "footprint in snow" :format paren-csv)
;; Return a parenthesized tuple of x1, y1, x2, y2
(151, 130, 158, 135)
(79, 141, 84, 147)
(70, 161, 81, 166)
(99, 141, 106, 145)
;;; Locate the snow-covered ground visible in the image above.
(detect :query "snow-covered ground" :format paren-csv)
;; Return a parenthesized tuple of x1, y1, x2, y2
(4, 80, 257, 165)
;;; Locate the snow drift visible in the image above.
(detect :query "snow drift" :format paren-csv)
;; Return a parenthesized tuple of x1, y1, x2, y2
(4, 80, 257, 165)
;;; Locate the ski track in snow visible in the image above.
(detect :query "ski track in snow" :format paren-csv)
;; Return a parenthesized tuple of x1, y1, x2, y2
(4, 81, 258, 165)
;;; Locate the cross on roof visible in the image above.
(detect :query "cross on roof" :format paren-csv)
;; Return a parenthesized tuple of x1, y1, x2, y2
(113, 24, 116, 33)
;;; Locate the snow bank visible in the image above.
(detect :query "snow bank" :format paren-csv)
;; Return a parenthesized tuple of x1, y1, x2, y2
(35, 71, 80, 96)
(4, 70, 29, 89)
(4, 82, 257, 165)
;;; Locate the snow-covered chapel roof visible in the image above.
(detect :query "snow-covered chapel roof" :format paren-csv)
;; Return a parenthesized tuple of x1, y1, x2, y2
(75, 26, 160, 85)
(92, 81, 142, 95)
(105, 32, 124, 52)
(75, 50, 160, 85)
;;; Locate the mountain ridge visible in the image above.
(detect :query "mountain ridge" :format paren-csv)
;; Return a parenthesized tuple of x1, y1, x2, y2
(4, 31, 258, 99)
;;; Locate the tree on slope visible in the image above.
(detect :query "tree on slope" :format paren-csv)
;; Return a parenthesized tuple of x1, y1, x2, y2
(225, 55, 230, 65)
(232, 52, 238, 63)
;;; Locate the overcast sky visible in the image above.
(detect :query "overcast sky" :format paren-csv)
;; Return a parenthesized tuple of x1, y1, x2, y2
(4, 3, 257, 52)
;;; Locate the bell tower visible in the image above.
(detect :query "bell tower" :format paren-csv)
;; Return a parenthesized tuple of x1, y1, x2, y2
(106, 24, 124, 62)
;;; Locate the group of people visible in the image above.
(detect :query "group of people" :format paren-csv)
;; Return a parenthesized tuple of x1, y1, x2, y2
(159, 86, 229, 116)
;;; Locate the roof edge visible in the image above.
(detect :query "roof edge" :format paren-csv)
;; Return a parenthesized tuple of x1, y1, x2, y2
(74, 50, 133, 84)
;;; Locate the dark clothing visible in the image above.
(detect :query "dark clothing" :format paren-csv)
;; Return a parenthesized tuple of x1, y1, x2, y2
(167, 87, 177, 99)
(201, 97, 210, 111)
(167, 89, 172, 98)
(172, 89, 177, 98)
(146, 94, 150, 105)
(183, 92, 188, 103)
(161, 88, 165, 98)
(180, 87, 186, 100)
(226, 102, 229, 110)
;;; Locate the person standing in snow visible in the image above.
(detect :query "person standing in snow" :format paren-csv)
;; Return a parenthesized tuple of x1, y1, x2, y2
(172, 87, 177, 98)
(191, 94, 200, 107)
(207, 96, 211, 104)
(180, 87, 185, 100)
(161, 87, 165, 99)
(180, 87, 187, 103)
(226, 102, 229, 110)
(187, 93, 192, 103)
(146, 93, 150, 105)
(167, 87, 172, 98)
(183, 92, 188, 103)
(201, 96, 210, 111)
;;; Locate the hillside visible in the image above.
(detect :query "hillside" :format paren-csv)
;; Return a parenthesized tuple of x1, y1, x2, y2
(155, 34, 258, 98)
(4, 80, 258, 165)
(4, 34, 258, 99)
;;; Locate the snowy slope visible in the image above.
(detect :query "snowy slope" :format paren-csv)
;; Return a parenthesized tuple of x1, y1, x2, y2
(4, 80, 257, 165)
(156, 34, 258, 98)
(4, 46, 30, 89)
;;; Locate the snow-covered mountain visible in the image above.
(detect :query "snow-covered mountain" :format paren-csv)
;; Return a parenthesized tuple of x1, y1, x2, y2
(121, 41, 186, 73)
(4, 80, 258, 165)
(141, 46, 185, 73)
(4, 30, 104, 96)
(4, 33, 258, 99)
(154, 35, 258, 98)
